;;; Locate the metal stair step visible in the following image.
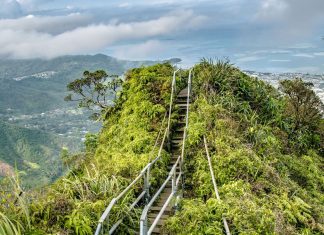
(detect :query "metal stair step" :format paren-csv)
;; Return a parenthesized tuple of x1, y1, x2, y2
(170, 158, 179, 163)
(178, 114, 186, 119)
(148, 218, 167, 226)
(171, 139, 182, 144)
(151, 226, 161, 234)
(177, 103, 188, 109)
(150, 206, 172, 213)
(175, 127, 185, 132)
(172, 135, 183, 140)
(178, 88, 188, 97)
(175, 100, 187, 104)
(148, 214, 169, 220)
(172, 144, 181, 149)
(167, 165, 180, 170)
(177, 93, 188, 98)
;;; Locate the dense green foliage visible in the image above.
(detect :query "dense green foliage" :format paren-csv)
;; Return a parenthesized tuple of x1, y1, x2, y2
(279, 78, 323, 154)
(0, 55, 177, 189)
(165, 60, 324, 234)
(65, 70, 123, 119)
(0, 120, 65, 188)
(0, 55, 179, 190)
(0, 63, 177, 234)
(1, 61, 323, 234)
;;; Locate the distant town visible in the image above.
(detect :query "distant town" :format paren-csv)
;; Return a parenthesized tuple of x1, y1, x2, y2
(245, 71, 324, 103)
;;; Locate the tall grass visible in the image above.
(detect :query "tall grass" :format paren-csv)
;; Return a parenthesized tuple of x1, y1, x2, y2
(0, 212, 22, 235)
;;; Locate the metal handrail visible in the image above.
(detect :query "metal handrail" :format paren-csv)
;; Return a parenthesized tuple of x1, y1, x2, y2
(203, 136, 231, 235)
(139, 69, 193, 235)
(148, 111, 167, 163)
(180, 69, 192, 163)
(140, 155, 182, 235)
(94, 69, 180, 235)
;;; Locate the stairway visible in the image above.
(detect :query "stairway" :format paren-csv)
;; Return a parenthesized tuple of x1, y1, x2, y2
(147, 88, 189, 234)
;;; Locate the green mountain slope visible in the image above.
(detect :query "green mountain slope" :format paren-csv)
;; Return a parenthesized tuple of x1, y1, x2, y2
(0, 55, 179, 188)
(0, 62, 323, 234)
(165, 61, 324, 234)
(0, 54, 180, 114)
(0, 120, 64, 187)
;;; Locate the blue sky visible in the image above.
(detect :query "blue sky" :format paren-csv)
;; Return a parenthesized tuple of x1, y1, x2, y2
(1, 0, 324, 73)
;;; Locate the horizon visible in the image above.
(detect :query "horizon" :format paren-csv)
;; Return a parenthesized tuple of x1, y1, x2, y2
(1, 0, 324, 73)
(2, 53, 324, 75)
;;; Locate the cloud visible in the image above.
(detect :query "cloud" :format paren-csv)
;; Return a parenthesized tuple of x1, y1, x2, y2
(0, 0, 22, 18)
(293, 53, 314, 58)
(314, 52, 324, 56)
(270, 59, 290, 62)
(236, 56, 263, 63)
(16, 0, 51, 10)
(113, 40, 166, 60)
(256, 0, 324, 23)
(0, 10, 205, 59)
(288, 43, 315, 49)
(254, 0, 324, 42)
(0, 13, 92, 35)
(255, 0, 288, 21)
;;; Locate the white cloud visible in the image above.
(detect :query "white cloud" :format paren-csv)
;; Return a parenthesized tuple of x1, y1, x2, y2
(118, 2, 131, 8)
(256, 0, 324, 22)
(0, 0, 22, 18)
(293, 53, 314, 58)
(254, 0, 324, 41)
(314, 52, 324, 56)
(289, 43, 315, 49)
(0, 10, 206, 59)
(16, 0, 48, 10)
(270, 59, 290, 62)
(255, 0, 288, 21)
(236, 56, 263, 63)
(113, 40, 166, 60)
(0, 13, 92, 34)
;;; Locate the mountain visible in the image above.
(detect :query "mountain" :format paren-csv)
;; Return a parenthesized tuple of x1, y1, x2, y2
(0, 54, 180, 188)
(0, 54, 181, 114)
(1, 62, 322, 234)
(0, 120, 65, 188)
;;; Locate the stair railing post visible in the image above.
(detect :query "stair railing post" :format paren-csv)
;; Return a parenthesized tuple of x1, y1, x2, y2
(172, 167, 176, 194)
(144, 165, 150, 203)
(140, 216, 148, 235)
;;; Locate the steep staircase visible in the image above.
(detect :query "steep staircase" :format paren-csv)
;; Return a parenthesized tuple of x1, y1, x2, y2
(95, 70, 192, 235)
(147, 88, 189, 234)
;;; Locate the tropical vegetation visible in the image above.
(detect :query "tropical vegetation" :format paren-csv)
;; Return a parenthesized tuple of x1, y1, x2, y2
(0, 60, 323, 234)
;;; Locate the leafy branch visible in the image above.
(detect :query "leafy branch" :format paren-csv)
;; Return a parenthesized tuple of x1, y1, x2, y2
(65, 70, 123, 119)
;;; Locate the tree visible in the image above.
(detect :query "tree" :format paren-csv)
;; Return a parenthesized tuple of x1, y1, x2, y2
(279, 78, 323, 131)
(65, 70, 123, 119)
(279, 78, 323, 153)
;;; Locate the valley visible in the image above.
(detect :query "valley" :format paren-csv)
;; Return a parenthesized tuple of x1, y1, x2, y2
(0, 54, 179, 187)
(0, 54, 322, 189)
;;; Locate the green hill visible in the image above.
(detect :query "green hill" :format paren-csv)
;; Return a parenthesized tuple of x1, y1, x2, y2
(0, 120, 65, 188)
(0, 55, 180, 189)
(0, 54, 180, 114)
(0, 62, 323, 234)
